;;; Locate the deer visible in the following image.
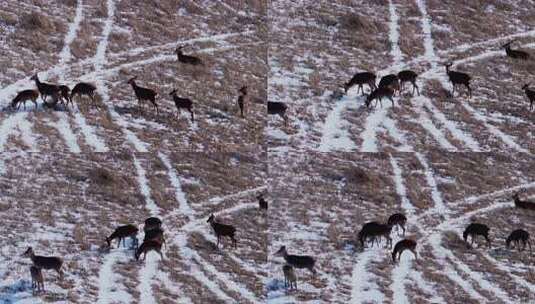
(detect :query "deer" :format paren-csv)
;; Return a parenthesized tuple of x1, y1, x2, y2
(257, 193, 268, 210)
(274, 246, 316, 275)
(11, 89, 39, 110)
(175, 45, 203, 65)
(397, 70, 419, 96)
(365, 86, 395, 108)
(30, 265, 44, 293)
(169, 89, 194, 122)
(30, 74, 61, 103)
(512, 192, 535, 210)
(268, 102, 288, 125)
(501, 40, 530, 60)
(387, 213, 407, 236)
(58, 85, 71, 107)
(237, 86, 248, 117)
(506, 229, 531, 252)
(135, 239, 164, 261)
(463, 223, 491, 248)
(444, 62, 472, 98)
(143, 227, 166, 249)
(70, 82, 97, 108)
(343, 72, 377, 95)
(358, 222, 393, 248)
(282, 264, 297, 290)
(378, 74, 400, 96)
(392, 239, 417, 263)
(127, 76, 159, 114)
(207, 214, 237, 248)
(521, 84, 535, 111)
(22, 247, 63, 279)
(106, 224, 139, 248)
(144, 217, 162, 232)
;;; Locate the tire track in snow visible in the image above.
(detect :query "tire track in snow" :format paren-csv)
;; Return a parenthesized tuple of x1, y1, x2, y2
(350, 250, 386, 304)
(97, 251, 134, 304)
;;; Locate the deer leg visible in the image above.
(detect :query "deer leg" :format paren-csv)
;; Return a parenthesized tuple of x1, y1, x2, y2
(388, 95, 394, 107)
(189, 109, 194, 122)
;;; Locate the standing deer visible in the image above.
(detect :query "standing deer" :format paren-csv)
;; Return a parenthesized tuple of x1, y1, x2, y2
(521, 84, 535, 111)
(169, 89, 194, 122)
(501, 40, 530, 60)
(282, 264, 297, 290)
(388, 213, 407, 236)
(22, 247, 63, 279)
(144, 217, 162, 232)
(391, 239, 417, 263)
(175, 46, 203, 65)
(512, 192, 535, 210)
(463, 223, 491, 248)
(135, 239, 164, 261)
(444, 62, 472, 98)
(506, 229, 531, 252)
(11, 90, 39, 110)
(30, 74, 61, 103)
(343, 72, 377, 95)
(58, 85, 71, 107)
(268, 102, 288, 125)
(106, 224, 139, 248)
(127, 76, 159, 114)
(207, 214, 237, 248)
(30, 265, 44, 293)
(397, 70, 419, 96)
(378, 74, 400, 96)
(358, 222, 393, 248)
(70, 82, 97, 108)
(237, 86, 248, 117)
(365, 87, 395, 108)
(275, 246, 316, 275)
(257, 193, 268, 210)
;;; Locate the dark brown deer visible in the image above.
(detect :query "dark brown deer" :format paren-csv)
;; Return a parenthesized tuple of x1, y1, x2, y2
(358, 222, 393, 248)
(207, 214, 237, 248)
(275, 246, 316, 275)
(144, 217, 162, 232)
(513, 192, 535, 210)
(135, 239, 164, 261)
(30, 265, 44, 293)
(268, 102, 288, 125)
(11, 90, 39, 110)
(237, 86, 248, 117)
(378, 74, 400, 95)
(143, 227, 166, 249)
(175, 46, 203, 65)
(506, 229, 531, 252)
(463, 223, 491, 248)
(521, 84, 535, 111)
(22, 247, 63, 279)
(169, 89, 194, 122)
(391, 239, 417, 263)
(365, 87, 395, 108)
(106, 224, 138, 248)
(397, 70, 419, 96)
(257, 193, 268, 210)
(58, 85, 71, 107)
(282, 264, 297, 290)
(127, 76, 158, 114)
(444, 62, 472, 98)
(501, 40, 530, 60)
(70, 82, 97, 108)
(343, 72, 377, 95)
(388, 213, 407, 236)
(30, 74, 61, 103)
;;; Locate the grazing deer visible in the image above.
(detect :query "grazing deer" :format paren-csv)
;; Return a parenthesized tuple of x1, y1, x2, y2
(11, 90, 39, 110)
(392, 239, 417, 263)
(463, 223, 491, 248)
(22, 247, 63, 279)
(143, 227, 166, 249)
(512, 192, 535, 210)
(169, 89, 194, 122)
(275, 246, 316, 275)
(378, 74, 400, 95)
(135, 240, 164, 261)
(365, 86, 395, 108)
(144, 217, 162, 232)
(358, 222, 393, 248)
(207, 214, 237, 248)
(70, 82, 97, 108)
(106, 224, 139, 248)
(237, 86, 248, 117)
(58, 85, 71, 106)
(175, 46, 203, 65)
(30, 265, 44, 293)
(506, 229, 531, 252)
(444, 62, 472, 98)
(257, 193, 268, 210)
(343, 72, 377, 95)
(30, 74, 61, 103)
(387, 213, 407, 236)
(521, 84, 535, 111)
(282, 264, 297, 290)
(127, 76, 159, 114)
(397, 70, 419, 96)
(501, 40, 530, 60)
(268, 101, 288, 125)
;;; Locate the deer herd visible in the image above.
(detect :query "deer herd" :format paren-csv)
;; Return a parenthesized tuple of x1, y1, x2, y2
(275, 191, 534, 292)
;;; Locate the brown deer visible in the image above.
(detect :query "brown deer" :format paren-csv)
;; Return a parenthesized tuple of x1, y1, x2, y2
(30, 265, 44, 293)
(144, 217, 162, 232)
(58, 85, 71, 107)
(282, 264, 297, 290)
(506, 229, 531, 252)
(392, 239, 417, 263)
(143, 227, 166, 249)
(11, 90, 39, 110)
(512, 192, 535, 210)
(501, 40, 530, 60)
(358, 222, 393, 248)
(387, 213, 407, 236)
(444, 62, 472, 98)
(343, 72, 377, 95)
(169, 89, 194, 122)
(275, 246, 316, 275)
(521, 84, 535, 111)
(268, 102, 288, 125)
(22, 247, 63, 279)
(463, 223, 491, 248)
(237, 86, 248, 117)
(127, 76, 158, 114)
(135, 239, 164, 261)
(175, 46, 203, 65)
(70, 82, 97, 108)
(257, 193, 268, 210)
(106, 224, 139, 248)
(397, 70, 419, 96)
(207, 214, 237, 248)
(365, 87, 395, 108)
(30, 74, 61, 103)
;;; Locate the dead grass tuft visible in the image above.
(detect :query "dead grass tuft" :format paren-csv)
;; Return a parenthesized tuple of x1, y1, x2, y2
(19, 12, 55, 32)
(89, 167, 115, 186)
